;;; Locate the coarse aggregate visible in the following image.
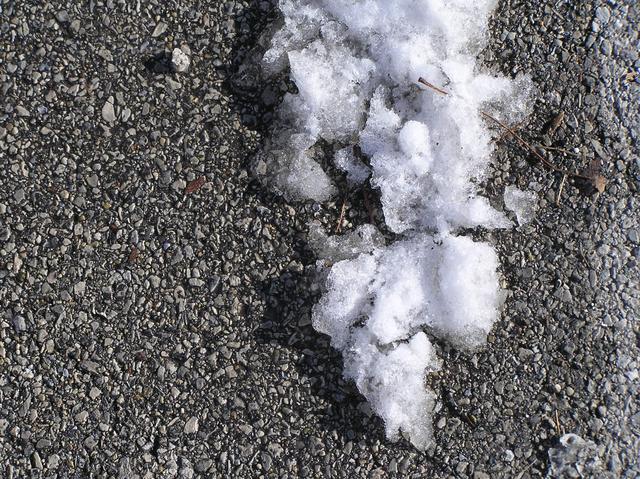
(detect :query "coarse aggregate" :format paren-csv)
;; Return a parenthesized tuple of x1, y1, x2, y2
(0, 0, 637, 477)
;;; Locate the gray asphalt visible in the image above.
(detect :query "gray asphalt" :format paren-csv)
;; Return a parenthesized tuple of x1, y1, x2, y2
(0, 0, 637, 478)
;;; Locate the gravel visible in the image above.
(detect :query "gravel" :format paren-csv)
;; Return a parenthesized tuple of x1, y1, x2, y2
(0, 0, 637, 478)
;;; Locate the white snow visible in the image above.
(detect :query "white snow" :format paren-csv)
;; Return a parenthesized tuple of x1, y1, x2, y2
(261, 0, 531, 232)
(547, 434, 607, 478)
(308, 222, 383, 263)
(334, 147, 371, 185)
(311, 233, 505, 448)
(314, 235, 503, 349)
(344, 329, 440, 450)
(311, 234, 503, 447)
(261, 0, 532, 449)
(504, 186, 537, 226)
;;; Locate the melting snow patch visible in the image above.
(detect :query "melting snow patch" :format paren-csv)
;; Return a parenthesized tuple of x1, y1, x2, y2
(547, 434, 607, 478)
(504, 185, 538, 226)
(311, 234, 504, 448)
(308, 222, 383, 263)
(261, 0, 532, 449)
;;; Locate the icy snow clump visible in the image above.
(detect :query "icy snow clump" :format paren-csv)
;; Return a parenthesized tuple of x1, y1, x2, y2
(171, 47, 190, 73)
(547, 434, 609, 478)
(261, 0, 530, 231)
(504, 185, 538, 226)
(261, 0, 532, 449)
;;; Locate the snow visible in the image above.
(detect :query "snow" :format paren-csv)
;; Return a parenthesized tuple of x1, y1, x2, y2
(315, 233, 506, 347)
(261, 0, 531, 232)
(547, 434, 607, 478)
(311, 234, 505, 447)
(314, 235, 503, 349)
(334, 147, 370, 185)
(344, 329, 440, 450)
(262, 0, 531, 449)
(308, 222, 383, 263)
(504, 186, 538, 226)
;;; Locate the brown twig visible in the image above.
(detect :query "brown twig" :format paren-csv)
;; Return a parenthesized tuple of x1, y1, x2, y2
(418, 77, 450, 96)
(494, 119, 525, 144)
(417, 77, 594, 183)
(335, 197, 347, 234)
(556, 174, 567, 206)
(480, 111, 591, 180)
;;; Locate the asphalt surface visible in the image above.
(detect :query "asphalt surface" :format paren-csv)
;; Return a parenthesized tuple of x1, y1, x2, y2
(0, 0, 637, 478)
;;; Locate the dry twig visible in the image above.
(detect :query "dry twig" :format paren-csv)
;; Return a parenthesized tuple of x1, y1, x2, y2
(418, 77, 450, 96)
(417, 77, 602, 186)
(494, 119, 526, 144)
(556, 174, 567, 206)
(479, 111, 592, 180)
(335, 197, 347, 234)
